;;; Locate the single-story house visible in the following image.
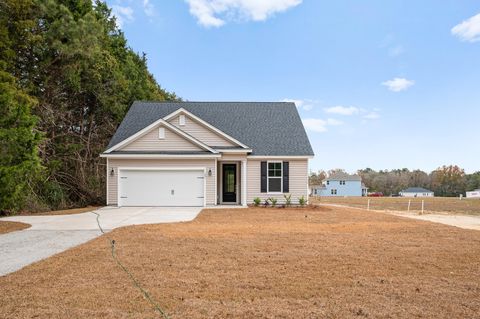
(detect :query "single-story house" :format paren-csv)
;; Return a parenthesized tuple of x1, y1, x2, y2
(311, 172, 368, 197)
(101, 101, 314, 207)
(399, 187, 434, 197)
(466, 189, 480, 199)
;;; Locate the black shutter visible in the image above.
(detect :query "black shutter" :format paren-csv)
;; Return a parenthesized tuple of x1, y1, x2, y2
(261, 161, 267, 193)
(283, 161, 289, 193)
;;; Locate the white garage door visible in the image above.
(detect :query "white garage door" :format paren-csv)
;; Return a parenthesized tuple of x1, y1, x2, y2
(119, 169, 205, 207)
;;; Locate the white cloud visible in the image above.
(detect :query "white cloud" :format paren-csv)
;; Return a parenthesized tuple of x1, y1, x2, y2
(363, 112, 380, 120)
(302, 118, 343, 133)
(324, 106, 360, 116)
(143, 0, 155, 17)
(185, 0, 302, 28)
(112, 5, 134, 27)
(382, 77, 415, 92)
(451, 13, 480, 42)
(281, 98, 315, 111)
(388, 45, 405, 57)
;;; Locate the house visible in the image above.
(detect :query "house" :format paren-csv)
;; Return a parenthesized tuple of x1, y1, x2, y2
(399, 187, 434, 197)
(466, 189, 480, 199)
(312, 172, 368, 197)
(100, 101, 314, 207)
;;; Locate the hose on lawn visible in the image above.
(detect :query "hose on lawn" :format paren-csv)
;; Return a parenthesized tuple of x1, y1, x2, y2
(92, 211, 170, 319)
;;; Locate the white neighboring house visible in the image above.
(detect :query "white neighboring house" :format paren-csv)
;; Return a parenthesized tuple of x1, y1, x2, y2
(466, 189, 480, 199)
(399, 187, 434, 198)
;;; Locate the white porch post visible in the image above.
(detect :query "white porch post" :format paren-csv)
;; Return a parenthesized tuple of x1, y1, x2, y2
(241, 160, 247, 206)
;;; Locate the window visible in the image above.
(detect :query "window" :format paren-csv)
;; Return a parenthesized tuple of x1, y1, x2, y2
(158, 127, 165, 139)
(179, 114, 186, 126)
(326, 181, 330, 185)
(331, 189, 337, 195)
(340, 180, 346, 185)
(268, 162, 282, 193)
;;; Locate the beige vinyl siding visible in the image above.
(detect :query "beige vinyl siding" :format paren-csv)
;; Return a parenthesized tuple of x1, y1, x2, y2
(246, 159, 308, 204)
(120, 124, 202, 152)
(168, 115, 236, 147)
(107, 158, 216, 205)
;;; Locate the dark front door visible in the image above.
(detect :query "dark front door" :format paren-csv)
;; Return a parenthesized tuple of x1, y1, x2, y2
(222, 164, 237, 203)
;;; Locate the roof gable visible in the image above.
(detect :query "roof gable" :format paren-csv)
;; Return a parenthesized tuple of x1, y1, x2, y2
(106, 102, 314, 156)
(165, 109, 243, 148)
(105, 118, 216, 154)
(119, 123, 203, 152)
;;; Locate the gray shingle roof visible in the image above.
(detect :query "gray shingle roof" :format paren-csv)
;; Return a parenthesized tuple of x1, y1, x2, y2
(401, 187, 433, 193)
(326, 172, 362, 181)
(106, 101, 314, 156)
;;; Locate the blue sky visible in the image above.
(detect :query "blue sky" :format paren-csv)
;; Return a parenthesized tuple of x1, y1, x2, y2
(106, 0, 480, 174)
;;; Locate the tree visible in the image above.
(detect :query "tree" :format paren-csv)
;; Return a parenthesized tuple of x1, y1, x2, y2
(465, 171, 480, 191)
(430, 165, 466, 197)
(0, 65, 42, 213)
(0, 0, 178, 211)
(309, 170, 326, 185)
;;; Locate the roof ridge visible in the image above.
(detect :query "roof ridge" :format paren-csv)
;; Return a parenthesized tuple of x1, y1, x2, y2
(134, 100, 293, 104)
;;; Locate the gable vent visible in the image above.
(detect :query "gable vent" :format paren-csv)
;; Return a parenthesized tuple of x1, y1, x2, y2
(158, 127, 165, 139)
(179, 114, 186, 126)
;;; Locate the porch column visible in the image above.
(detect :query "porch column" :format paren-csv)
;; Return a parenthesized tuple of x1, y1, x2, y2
(241, 160, 247, 206)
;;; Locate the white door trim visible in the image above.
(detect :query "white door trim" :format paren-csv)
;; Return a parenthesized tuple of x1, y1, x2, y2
(117, 167, 207, 207)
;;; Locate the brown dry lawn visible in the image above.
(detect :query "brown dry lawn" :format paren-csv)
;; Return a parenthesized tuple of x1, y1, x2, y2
(1, 207, 480, 318)
(0, 221, 30, 234)
(312, 196, 480, 215)
(16, 206, 100, 216)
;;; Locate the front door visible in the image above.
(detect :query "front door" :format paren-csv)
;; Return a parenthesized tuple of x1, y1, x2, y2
(222, 164, 237, 203)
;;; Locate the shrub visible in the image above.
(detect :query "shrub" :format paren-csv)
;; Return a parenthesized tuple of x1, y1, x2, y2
(253, 197, 261, 206)
(269, 197, 278, 207)
(298, 196, 306, 207)
(284, 194, 292, 207)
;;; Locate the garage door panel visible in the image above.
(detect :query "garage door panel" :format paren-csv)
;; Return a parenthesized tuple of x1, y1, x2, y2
(119, 170, 204, 206)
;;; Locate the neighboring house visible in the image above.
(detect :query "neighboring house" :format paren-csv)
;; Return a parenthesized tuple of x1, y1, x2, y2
(399, 187, 434, 197)
(466, 189, 480, 199)
(313, 172, 368, 197)
(101, 101, 314, 207)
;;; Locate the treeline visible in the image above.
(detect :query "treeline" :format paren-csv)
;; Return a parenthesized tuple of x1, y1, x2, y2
(310, 165, 480, 197)
(0, 0, 177, 213)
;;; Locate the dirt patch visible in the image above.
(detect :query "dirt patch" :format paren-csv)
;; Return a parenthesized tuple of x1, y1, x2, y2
(311, 196, 480, 215)
(1, 207, 480, 318)
(0, 221, 31, 234)
(15, 206, 100, 216)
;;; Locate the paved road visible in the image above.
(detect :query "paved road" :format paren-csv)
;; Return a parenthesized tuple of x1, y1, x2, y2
(0, 207, 202, 276)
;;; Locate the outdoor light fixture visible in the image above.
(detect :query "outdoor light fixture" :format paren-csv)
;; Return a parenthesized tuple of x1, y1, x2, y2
(208, 168, 212, 176)
(110, 168, 114, 176)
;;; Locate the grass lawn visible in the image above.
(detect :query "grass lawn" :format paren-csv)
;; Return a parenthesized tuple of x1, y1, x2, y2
(311, 196, 480, 215)
(0, 221, 30, 234)
(1, 207, 479, 318)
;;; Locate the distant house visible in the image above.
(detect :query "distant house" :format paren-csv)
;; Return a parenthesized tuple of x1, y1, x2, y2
(311, 172, 368, 197)
(399, 187, 434, 197)
(466, 189, 480, 199)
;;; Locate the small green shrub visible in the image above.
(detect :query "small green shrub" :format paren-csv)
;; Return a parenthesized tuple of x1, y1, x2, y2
(269, 197, 278, 207)
(298, 196, 306, 207)
(284, 194, 292, 207)
(253, 197, 261, 206)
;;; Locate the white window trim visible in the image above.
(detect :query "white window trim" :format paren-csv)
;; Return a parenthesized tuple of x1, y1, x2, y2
(267, 161, 283, 194)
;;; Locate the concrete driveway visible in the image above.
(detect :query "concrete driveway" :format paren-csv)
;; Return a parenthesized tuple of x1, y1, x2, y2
(0, 207, 202, 276)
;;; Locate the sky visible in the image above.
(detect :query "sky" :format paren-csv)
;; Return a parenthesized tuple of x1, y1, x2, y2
(106, 0, 480, 174)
